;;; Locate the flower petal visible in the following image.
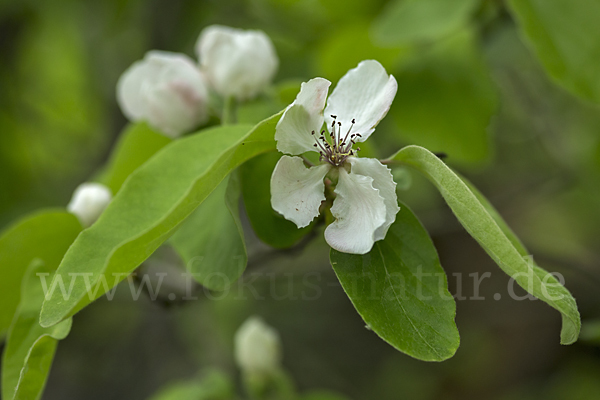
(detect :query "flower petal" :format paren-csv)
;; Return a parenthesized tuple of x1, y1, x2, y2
(348, 157, 399, 241)
(271, 155, 330, 228)
(324, 60, 397, 142)
(324, 167, 387, 254)
(275, 78, 331, 155)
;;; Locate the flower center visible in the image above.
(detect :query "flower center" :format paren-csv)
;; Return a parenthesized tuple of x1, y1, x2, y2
(312, 115, 361, 167)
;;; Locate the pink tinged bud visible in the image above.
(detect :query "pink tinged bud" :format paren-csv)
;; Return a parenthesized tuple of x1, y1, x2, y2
(117, 51, 210, 138)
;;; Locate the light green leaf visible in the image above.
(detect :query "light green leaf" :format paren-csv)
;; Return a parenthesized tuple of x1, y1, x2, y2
(391, 29, 497, 165)
(240, 152, 312, 249)
(97, 122, 172, 194)
(388, 145, 581, 344)
(508, 0, 600, 103)
(147, 369, 235, 400)
(170, 172, 247, 291)
(40, 113, 281, 328)
(372, 0, 480, 46)
(330, 201, 459, 361)
(0, 210, 81, 337)
(2, 261, 73, 400)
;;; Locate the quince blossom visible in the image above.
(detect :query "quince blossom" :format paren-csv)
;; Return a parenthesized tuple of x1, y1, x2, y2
(117, 51, 210, 138)
(196, 25, 278, 100)
(271, 60, 399, 254)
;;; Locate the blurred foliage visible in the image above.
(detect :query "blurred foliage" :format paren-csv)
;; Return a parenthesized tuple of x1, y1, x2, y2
(0, 0, 599, 399)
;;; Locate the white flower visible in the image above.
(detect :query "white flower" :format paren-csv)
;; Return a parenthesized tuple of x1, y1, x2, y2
(271, 60, 400, 255)
(196, 25, 278, 100)
(234, 316, 282, 374)
(67, 183, 112, 227)
(117, 51, 209, 138)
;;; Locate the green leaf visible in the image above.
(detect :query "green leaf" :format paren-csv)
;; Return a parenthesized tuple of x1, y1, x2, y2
(170, 172, 247, 291)
(388, 145, 581, 344)
(97, 122, 172, 194)
(0, 210, 81, 337)
(2, 261, 73, 400)
(330, 201, 459, 361)
(147, 369, 235, 400)
(508, 0, 600, 103)
(40, 113, 281, 328)
(390, 29, 497, 165)
(372, 0, 480, 46)
(240, 152, 312, 248)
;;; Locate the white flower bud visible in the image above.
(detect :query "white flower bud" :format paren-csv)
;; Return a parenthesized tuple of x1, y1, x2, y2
(117, 51, 209, 138)
(234, 316, 282, 374)
(196, 25, 278, 100)
(67, 183, 112, 227)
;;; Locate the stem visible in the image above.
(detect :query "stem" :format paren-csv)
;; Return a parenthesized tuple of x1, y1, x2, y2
(222, 96, 237, 125)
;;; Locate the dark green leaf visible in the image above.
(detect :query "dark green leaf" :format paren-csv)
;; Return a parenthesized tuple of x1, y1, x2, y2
(0, 210, 81, 337)
(240, 152, 312, 248)
(331, 201, 459, 361)
(388, 145, 580, 344)
(2, 261, 73, 400)
(170, 172, 247, 291)
(508, 0, 600, 103)
(372, 0, 480, 46)
(97, 122, 172, 194)
(40, 113, 281, 328)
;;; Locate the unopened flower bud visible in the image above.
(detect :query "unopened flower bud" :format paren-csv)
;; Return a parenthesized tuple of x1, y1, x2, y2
(196, 25, 278, 100)
(117, 51, 209, 138)
(234, 316, 282, 374)
(67, 183, 112, 227)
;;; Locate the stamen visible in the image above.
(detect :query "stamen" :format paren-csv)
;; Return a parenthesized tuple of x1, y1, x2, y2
(311, 117, 361, 167)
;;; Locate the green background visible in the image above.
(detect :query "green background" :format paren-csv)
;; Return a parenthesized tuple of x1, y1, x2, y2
(1, 0, 599, 399)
